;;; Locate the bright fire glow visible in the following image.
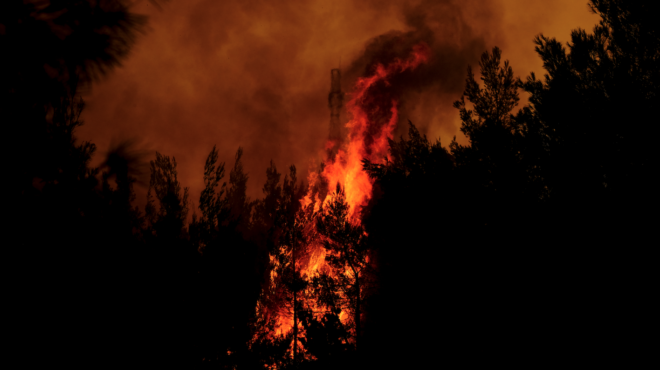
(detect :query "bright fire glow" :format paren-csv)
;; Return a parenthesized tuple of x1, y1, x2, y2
(304, 43, 430, 220)
(258, 42, 430, 351)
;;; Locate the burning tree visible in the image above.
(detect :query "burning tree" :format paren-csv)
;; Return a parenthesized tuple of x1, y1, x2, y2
(314, 184, 373, 351)
(250, 42, 430, 367)
(278, 206, 311, 363)
(268, 173, 311, 364)
(250, 164, 313, 368)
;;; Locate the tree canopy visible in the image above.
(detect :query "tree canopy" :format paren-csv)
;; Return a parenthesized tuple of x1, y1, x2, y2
(4, 0, 654, 367)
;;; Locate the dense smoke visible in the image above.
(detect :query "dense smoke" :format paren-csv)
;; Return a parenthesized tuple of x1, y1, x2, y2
(343, 0, 501, 142)
(78, 0, 597, 204)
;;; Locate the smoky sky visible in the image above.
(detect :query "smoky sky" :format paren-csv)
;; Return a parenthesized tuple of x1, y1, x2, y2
(342, 0, 503, 156)
(78, 0, 597, 205)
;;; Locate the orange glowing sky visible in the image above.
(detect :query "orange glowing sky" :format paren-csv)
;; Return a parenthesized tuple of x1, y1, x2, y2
(78, 0, 598, 204)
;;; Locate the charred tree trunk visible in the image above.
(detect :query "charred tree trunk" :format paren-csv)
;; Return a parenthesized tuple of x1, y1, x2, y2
(293, 289, 297, 363)
(292, 243, 298, 363)
(354, 274, 360, 351)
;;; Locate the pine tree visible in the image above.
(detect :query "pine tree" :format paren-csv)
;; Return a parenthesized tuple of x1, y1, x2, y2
(315, 184, 372, 351)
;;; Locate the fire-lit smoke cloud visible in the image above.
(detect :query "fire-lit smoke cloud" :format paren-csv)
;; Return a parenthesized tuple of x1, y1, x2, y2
(78, 0, 597, 205)
(343, 0, 502, 141)
(306, 43, 431, 221)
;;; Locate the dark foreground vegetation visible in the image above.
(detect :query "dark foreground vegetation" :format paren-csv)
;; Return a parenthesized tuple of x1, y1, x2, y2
(3, 1, 656, 367)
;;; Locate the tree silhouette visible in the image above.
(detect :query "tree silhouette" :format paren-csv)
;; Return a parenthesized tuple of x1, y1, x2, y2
(315, 184, 373, 352)
(3, 3, 149, 361)
(509, 1, 657, 360)
(250, 164, 311, 368)
(145, 152, 190, 238)
(190, 147, 262, 367)
(360, 121, 466, 369)
(519, 0, 658, 244)
(273, 167, 309, 364)
(101, 139, 146, 235)
(358, 2, 658, 367)
(5, 0, 657, 367)
(297, 304, 352, 369)
(2, 1, 147, 205)
(449, 46, 546, 241)
(193, 145, 227, 251)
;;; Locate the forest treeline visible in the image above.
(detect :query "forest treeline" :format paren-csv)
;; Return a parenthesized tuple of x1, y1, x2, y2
(2, 1, 656, 368)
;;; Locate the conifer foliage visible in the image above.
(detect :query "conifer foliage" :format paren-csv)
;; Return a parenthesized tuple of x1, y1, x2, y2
(3, 0, 655, 367)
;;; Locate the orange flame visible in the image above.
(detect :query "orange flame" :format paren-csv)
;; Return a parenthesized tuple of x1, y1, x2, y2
(305, 42, 430, 220)
(260, 42, 430, 349)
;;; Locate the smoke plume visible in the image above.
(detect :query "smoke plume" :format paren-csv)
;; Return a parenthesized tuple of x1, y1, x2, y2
(78, 0, 597, 205)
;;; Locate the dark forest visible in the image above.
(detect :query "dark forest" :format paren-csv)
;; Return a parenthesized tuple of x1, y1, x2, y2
(2, 0, 656, 368)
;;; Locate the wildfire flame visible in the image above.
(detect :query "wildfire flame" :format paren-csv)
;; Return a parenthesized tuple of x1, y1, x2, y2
(258, 43, 430, 354)
(304, 43, 430, 220)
